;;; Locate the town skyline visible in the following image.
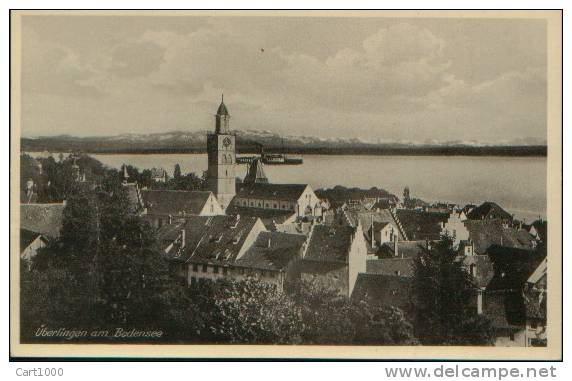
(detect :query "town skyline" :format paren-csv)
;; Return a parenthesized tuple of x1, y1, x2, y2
(21, 15, 547, 144)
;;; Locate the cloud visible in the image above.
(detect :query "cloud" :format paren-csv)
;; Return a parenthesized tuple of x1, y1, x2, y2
(22, 28, 105, 98)
(20, 18, 547, 143)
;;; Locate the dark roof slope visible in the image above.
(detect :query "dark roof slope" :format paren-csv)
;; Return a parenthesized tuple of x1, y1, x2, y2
(465, 220, 535, 254)
(226, 205, 295, 230)
(395, 209, 448, 241)
(142, 190, 212, 216)
(217, 101, 229, 115)
(20, 229, 42, 252)
(235, 183, 308, 202)
(304, 224, 354, 263)
(351, 273, 412, 310)
(236, 231, 306, 271)
(486, 244, 543, 291)
(467, 201, 513, 221)
(366, 258, 415, 277)
(20, 203, 65, 238)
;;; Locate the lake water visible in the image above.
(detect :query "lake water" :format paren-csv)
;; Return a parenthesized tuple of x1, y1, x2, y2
(28, 152, 547, 221)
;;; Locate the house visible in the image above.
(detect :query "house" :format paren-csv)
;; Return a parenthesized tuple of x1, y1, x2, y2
(225, 203, 297, 232)
(395, 209, 449, 241)
(351, 273, 412, 311)
(234, 231, 308, 292)
(480, 245, 545, 347)
(141, 190, 224, 228)
(300, 223, 367, 297)
(524, 257, 547, 346)
(232, 183, 322, 219)
(442, 211, 470, 246)
(150, 167, 167, 183)
(159, 215, 266, 282)
(159, 215, 308, 292)
(466, 201, 513, 223)
(20, 202, 65, 239)
(527, 219, 547, 243)
(368, 240, 430, 277)
(20, 229, 47, 262)
(464, 219, 536, 255)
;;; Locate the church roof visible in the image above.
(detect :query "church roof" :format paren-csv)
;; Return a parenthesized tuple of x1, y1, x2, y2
(235, 183, 309, 202)
(217, 101, 229, 116)
(243, 159, 268, 185)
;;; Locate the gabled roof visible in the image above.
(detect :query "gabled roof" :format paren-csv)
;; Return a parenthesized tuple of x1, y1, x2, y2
(345, 209, 404, 239)
(161, 215, 261, 264)
(20, 229, 42, 253)
(235, 183, 309, 202)
(304, 224, 354, 263)
(485, 244, 543, 291)
(226, 205, 295, 230)
(464, 220, 535, 254)
(531, 219, 547, 243)
(395, 209, 448, 241)
(142, 190, 213, 216)
(378, 240, 428, 259)
(236, 231, 307, 271)
(366, 258, 415, 277)
(467, 201, 512, 221)
(20, 203, 65, 238)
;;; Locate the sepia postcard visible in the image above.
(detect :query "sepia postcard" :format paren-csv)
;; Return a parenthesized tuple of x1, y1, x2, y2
(9, 10, 562, 360)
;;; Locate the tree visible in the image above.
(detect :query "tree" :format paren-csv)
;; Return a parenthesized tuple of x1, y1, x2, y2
(411, 235, 494, 345)
(293, 280, 416, 345)
(174, 164, 182, 180)
(210, 279, 303, 344)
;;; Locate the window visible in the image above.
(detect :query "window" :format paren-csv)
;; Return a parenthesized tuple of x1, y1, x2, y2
(223, 267, 228, 276)
(509, 333, 515, 341)
(274, 203, 277, 208)
(202, 264, 208, 273)
(213, 265, 219, 274)
(190, 277, 196, 286)
(192, 264, 198, 272)
(531, 321, 538, 329)
(395, 270, 401, 276)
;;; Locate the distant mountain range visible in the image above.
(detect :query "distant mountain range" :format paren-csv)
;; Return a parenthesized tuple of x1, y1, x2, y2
(21, 130, 547, 156)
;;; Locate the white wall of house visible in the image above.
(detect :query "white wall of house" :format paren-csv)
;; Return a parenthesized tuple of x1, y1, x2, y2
(348, 223, 368, 297)
(186, 263, 286, 290)
(375, 223, 399, 246)
(295, 185, 321, 217)
(200, 193, 225, 216)
(442, 212, 470, 246)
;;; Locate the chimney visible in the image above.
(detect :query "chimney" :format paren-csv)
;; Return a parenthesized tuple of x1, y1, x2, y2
(267, 237, 271, 248)
(168, 214, 173, 225)
(180, 229, 186, 248)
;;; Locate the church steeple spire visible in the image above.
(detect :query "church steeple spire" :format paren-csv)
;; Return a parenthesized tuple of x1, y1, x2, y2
(215, 93, 230, 133)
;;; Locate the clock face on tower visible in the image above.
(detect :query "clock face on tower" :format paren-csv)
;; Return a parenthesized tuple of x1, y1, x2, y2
(223, 137, 232, 148)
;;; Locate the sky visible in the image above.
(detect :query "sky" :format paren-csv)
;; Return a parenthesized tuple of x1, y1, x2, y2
(20, 15, 547, 144)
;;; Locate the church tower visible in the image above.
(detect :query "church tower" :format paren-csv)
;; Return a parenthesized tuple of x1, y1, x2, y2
(207, 95, 236, 211)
